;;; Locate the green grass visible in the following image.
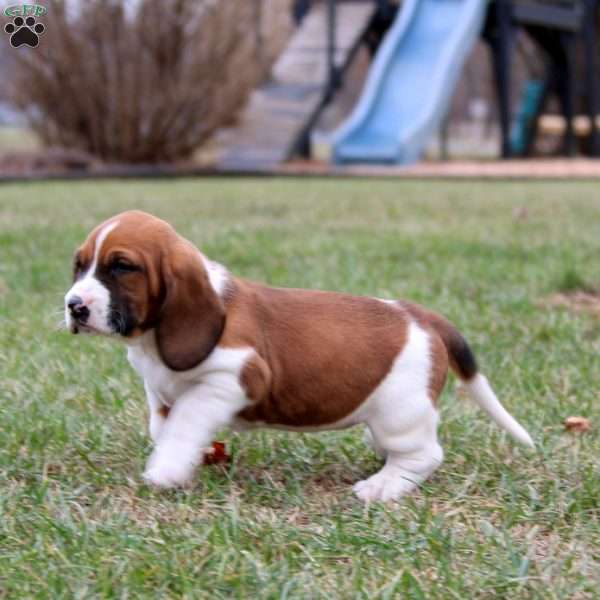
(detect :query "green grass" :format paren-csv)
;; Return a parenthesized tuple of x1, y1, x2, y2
(1, 177, 599, 599)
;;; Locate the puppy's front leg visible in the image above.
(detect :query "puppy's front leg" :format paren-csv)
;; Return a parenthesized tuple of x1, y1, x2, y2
(145, 383, 168, 444)
(143, 383, 243, 489)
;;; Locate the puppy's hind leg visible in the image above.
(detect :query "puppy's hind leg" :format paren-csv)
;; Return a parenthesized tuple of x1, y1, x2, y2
(363, 426, 386, 459)
(354, 395, 443, 503)
(353, 321, 445, 503)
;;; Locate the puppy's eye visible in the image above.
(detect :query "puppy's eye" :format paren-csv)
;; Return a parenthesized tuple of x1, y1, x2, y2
(110, 259, 139, 275)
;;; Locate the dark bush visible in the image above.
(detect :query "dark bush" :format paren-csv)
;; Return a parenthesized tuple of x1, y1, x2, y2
(9, 0, 292, 163)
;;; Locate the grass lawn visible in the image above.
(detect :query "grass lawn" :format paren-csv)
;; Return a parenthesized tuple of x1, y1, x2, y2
(1, 177, 599, 598)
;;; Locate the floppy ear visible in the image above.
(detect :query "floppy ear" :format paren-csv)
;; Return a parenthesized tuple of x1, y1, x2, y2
(156, 243, 226, 371)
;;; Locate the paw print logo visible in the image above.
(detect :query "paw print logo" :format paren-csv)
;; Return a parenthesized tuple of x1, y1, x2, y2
(4, 15, 45, 48)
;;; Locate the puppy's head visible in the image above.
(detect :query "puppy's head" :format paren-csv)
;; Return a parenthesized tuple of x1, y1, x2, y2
(64, 210, 226, 370)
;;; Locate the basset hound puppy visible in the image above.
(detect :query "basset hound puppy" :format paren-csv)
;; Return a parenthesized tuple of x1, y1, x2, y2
(64, 211, 533, 502)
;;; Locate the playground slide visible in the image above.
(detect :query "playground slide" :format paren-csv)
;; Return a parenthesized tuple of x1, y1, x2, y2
(331, 0, 488, 165)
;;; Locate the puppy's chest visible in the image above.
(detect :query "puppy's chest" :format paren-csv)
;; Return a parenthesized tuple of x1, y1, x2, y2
(127, 344, 191, 404)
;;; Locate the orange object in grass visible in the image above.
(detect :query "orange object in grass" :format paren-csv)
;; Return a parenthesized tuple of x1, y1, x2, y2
(203, 441, 231, 465)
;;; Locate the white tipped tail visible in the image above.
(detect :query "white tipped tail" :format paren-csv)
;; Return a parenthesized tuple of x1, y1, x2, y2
(462, 374, 534, 447)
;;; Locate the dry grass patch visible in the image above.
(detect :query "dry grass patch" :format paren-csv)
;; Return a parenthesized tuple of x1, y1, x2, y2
(542, 290, 600, 315)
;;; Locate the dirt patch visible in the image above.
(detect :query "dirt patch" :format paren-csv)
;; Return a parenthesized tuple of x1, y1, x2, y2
(541, 291, 600, 315)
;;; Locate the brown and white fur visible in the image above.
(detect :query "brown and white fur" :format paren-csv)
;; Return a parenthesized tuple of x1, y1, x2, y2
(64, 211, 533, 503)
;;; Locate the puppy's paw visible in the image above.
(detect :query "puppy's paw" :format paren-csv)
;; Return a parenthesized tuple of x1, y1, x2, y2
(353, 468, 418, 503)
(143, 450, 196, 489)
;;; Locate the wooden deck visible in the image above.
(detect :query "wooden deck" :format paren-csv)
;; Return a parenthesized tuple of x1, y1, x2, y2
(216, 2, 374, 171)
(282, 158, 600, 179)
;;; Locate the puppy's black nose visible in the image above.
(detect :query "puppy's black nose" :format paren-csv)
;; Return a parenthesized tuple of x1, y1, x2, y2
(67, 295, 89, 322)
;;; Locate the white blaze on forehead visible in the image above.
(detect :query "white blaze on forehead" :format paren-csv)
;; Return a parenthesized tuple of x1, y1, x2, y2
(89, 220, 120, 275)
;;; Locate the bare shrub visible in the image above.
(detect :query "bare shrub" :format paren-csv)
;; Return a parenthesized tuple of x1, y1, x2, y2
(9, 0, 292, 163)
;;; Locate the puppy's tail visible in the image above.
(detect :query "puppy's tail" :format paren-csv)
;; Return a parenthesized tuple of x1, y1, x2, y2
(406, 304, 534, 447)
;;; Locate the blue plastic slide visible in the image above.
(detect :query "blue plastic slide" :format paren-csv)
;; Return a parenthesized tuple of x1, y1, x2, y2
(331, 0, 488, 165)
